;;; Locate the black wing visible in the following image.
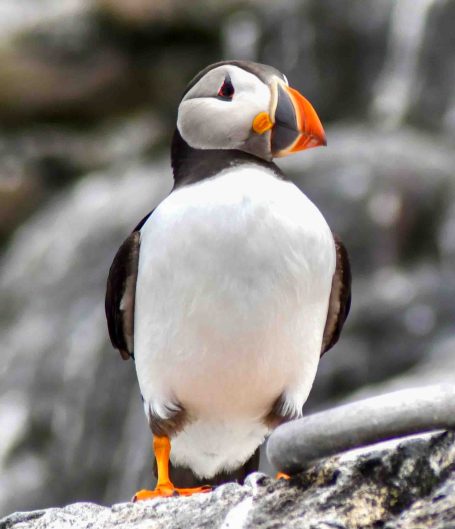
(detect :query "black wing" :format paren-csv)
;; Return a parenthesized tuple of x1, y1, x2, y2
(321, 234, 352, 355)
(105, 211, 153, 360)
(105, 231, 140, 360)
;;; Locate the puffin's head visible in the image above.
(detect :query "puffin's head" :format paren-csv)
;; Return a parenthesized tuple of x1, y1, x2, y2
(177, 60, 326, 162)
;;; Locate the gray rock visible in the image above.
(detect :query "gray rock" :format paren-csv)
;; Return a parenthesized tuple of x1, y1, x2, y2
(257, 0, 455, 139)
(0, 112, 164, 238)
(345, 334, 455, 405)
(1, 431, 454, 529)
(267, 384, 455, 473)
(0, 0, 454, 136)
(0, 0, 223, 122)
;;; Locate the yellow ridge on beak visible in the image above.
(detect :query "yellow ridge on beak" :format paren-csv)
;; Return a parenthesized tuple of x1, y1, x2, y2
(252, 111, 274, 134)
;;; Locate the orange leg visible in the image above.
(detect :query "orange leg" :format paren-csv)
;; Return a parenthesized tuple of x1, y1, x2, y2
(276, 471, 291, 480)
(133, 435, 211, 501)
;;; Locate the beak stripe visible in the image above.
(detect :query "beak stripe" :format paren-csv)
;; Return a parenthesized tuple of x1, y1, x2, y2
(286, 86, 327, 150)
(271, 81, 326, 157)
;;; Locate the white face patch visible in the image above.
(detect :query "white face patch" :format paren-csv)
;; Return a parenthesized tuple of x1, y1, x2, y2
(177, 65, 272, 151)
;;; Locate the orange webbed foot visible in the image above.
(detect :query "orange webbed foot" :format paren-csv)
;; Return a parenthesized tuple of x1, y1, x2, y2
(133, 435, 211, 502)
(133, 484, 211, 502)
(275, 471, 291, 480)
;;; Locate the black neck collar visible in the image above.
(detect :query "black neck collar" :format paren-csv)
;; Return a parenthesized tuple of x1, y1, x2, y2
(171, 129, 284, 189)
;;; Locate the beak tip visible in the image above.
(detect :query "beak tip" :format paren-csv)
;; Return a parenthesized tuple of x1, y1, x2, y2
(272, 83, 327, 156)
(312, 127, 327, 148)
(308, 133, 327, 149)
(311, 121, 326, 148)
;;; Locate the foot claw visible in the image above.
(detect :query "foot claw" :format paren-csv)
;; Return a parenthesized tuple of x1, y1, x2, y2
(173, 485, 211, 496)
(132, 485, 211, 501)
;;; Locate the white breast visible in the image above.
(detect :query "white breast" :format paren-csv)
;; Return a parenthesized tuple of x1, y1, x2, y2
(134, 165, 335, 478)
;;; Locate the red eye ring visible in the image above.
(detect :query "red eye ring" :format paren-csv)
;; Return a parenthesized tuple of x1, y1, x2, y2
(217, 76, 234, 100)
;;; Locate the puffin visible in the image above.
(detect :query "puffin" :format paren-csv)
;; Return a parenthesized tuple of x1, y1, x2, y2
(105, 60, 351, 500)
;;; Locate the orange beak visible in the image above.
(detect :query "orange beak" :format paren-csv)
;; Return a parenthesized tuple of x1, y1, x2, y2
(271, 83, 326, 157)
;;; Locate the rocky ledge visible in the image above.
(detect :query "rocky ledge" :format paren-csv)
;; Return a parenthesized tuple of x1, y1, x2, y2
(1, 430, 454, 529)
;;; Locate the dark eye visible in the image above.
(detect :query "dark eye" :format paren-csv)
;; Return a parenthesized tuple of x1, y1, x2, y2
(217, 76, 234, 100)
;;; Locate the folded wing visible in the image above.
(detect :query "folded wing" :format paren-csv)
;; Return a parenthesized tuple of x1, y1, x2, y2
(321, 234, 352, 355)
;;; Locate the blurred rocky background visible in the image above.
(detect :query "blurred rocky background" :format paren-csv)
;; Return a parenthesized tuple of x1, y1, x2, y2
(0, 0, 454, 518)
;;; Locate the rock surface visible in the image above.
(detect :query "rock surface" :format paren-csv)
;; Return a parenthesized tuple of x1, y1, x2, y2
(267, 384, 455, 473)
(1, 431, 454, 529)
